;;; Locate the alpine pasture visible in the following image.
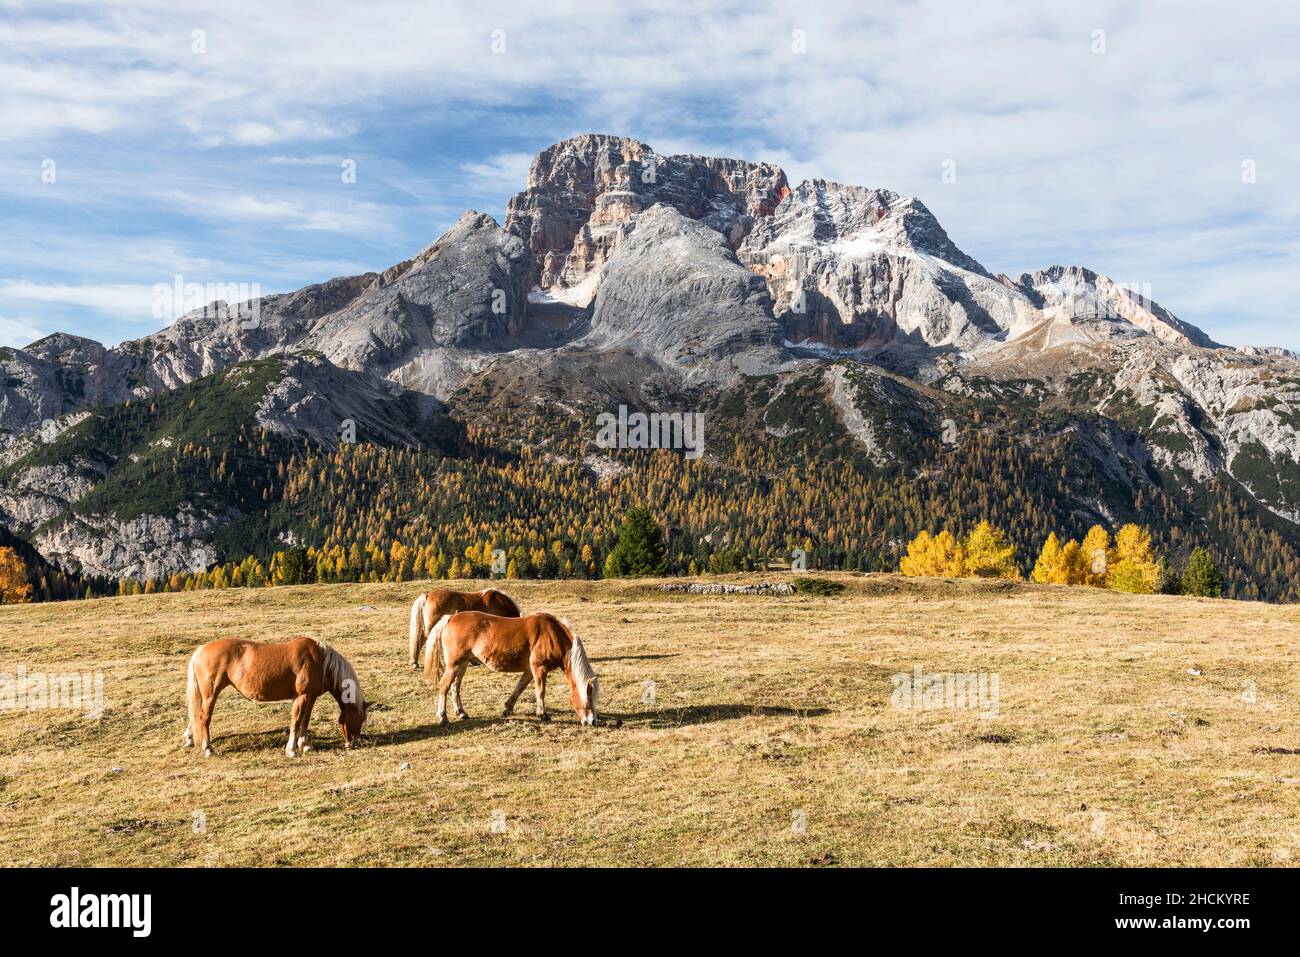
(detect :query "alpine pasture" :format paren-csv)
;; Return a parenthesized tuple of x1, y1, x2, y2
(1, 574, 1297, 866)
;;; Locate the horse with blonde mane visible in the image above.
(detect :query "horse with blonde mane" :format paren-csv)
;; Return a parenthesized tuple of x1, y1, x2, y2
(183, 636, 368, 757)
(424, 611, 599, 725)
(407, 587, 521, 669)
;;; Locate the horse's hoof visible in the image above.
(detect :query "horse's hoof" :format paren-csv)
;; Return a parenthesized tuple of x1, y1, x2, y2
(538, 713, 551, 723)
(502, 708, 512, 718)
(457, 711, 470, 721)
(202, 748, 214, 758)
(437, 715, 449, 726)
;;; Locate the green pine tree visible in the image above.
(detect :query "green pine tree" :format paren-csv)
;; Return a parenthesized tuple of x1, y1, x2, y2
(607, 506, 667, 577)
(1181, 548, 1224, 598)
(276, 546, 315, 586)
(1156, 558, 1182, 595)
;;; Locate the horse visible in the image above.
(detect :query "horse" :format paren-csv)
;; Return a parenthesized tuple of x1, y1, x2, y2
(183, 635, 368, 758)
(407, 587, 521, 669)
(424, 611, 599, 726)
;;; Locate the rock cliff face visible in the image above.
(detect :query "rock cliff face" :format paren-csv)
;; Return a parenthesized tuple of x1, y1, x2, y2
(1008, 265, 1220, 349)
(505, 133, 788, 302)
(588, 205, 784, 380)
(1, 131, 1298, 580)
(741, 179, 1031, 349)
(34, 505, 238, 583)
(0, 212, 526, 445)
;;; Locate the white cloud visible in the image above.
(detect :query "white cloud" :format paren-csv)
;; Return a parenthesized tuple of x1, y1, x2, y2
(2, 1, 1299, 347)
(461, 152, 534, 196)
(165, 191, 388, 233)
(0, 315, 46, 349)
(0, 281, 153, 318)
(224, 119, 352, 147)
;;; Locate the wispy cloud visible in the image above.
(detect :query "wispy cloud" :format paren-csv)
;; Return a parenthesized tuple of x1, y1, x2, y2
(0, 315, 46, 349)
(0, 281, 154, 318)
(165, 191, 389, 233)
(1, 0, 1298, 348)
(460, 152, 533, 196)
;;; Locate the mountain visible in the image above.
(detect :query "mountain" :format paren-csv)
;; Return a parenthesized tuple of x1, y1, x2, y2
(2, 133, 1298, 598)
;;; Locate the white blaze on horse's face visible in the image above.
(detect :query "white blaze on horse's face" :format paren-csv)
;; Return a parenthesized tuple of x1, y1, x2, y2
(579, 677, 599, 726)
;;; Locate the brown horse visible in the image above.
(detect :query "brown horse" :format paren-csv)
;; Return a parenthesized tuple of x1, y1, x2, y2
(425, 611, 599, 725)
(408, 587, 521, 669)
(183, 636, 368, 757)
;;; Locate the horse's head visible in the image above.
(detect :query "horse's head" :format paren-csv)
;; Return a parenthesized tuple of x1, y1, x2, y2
(564, 627, 599, 726)
(571, 675, 600, 726)
(328, 648, 368, 747)
(339, 699, 368, 747)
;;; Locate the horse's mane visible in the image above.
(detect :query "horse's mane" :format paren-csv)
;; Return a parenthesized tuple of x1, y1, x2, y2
(559, 618, 597, 706)
(482, 588, 521, 615)
(313, 638, 363, 706)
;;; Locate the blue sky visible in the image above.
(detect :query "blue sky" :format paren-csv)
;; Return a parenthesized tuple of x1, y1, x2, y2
(2, 0, 1298, 350)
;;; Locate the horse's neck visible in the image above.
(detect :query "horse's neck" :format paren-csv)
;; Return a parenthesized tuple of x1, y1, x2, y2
(320, 649, 350, 703)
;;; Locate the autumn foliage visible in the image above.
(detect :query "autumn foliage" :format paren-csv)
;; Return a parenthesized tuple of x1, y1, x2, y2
(0, 547, 34, 604)
(900, 521, 1021, 580)
(900, 520, 1215, 597)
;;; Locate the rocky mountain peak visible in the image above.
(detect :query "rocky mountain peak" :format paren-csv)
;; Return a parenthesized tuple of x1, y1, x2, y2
(501, 134, 1222, 358)
(505, 132, 789, 303)
(1011, 265, 1220, 349)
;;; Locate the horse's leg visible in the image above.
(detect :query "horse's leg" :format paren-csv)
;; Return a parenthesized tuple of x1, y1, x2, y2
(503, 672, 531, 717)
(451, 664, 470, 720)
(287, 695, 309, 757)
(532, 665, 549, 721)
(298, 695, 317, 753)
(197, 684, 221, 757)
(436, 658, 459, 726)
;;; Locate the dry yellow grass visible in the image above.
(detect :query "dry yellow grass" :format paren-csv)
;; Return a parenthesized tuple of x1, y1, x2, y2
(1, 573, 1298, 867)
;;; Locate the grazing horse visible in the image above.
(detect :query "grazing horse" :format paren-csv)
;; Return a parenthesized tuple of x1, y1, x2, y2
(424, 611, 599, 725)
(183, 636, 368, 757)
(407, 587, 521, 669)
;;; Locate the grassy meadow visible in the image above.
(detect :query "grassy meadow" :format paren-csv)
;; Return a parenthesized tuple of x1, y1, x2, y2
(1, 573, 1298, 866)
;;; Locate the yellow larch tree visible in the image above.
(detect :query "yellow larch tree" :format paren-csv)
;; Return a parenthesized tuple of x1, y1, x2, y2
(1031, 532, 1070, 584)
(900, 530, 965, 577)
(962, 521, 1021, 580)
(1061, 538, 1087, 585)
(0, 547, 34, 604)
(1108, 523, 1161, 593)
(1080, 525, 1112, 587)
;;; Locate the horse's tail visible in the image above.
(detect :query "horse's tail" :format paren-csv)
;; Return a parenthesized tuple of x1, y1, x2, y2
(184, 646, 202, 745)
(408, 593, 428, 669)
(424, 614, 453, 685)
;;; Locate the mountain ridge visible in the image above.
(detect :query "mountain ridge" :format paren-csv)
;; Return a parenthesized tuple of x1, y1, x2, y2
(2, 133, 1298, 596)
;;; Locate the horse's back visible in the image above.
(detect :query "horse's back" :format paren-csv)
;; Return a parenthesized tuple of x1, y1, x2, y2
(425, 588, 468, 617)
(196, 635, 322, 701)
(426, 587, 519, 618)
(448, 611, 565, 672)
